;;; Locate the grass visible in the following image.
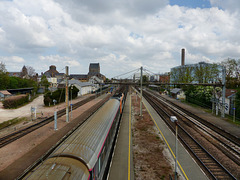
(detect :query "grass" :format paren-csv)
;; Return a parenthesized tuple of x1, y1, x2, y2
(0, 117, 29, 130)
(181, 100, 240, 126)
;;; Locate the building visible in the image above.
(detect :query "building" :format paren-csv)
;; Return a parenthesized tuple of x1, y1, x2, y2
(8, 72, 21, 77)
(39, 65, 64, 87)
(170, 62, 223, 84)
(89, 76, 103, 84)
(133, 72, 150, 82)
(58, 80, 97, 96)
(88, 63, 100, 77)
(69, 74, 88, 82)
(159, 73, 170, 83)
(87, 63, 106, 81)
(216, 89, 237, 115)
(69, 63, 105, 83)
(8, 65, 29, 79)
(0, 90, 12, 101)
(44, 65, 59, 77)
(170, 88, 186, 100)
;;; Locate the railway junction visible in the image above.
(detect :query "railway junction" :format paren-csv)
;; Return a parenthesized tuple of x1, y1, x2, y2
(0, 86, 239, 179)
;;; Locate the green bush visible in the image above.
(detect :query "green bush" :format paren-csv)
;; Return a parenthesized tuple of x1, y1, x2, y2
(44, 86, 79, 106)
(3, 94, 29, 109)
(184, 86, 213, 108)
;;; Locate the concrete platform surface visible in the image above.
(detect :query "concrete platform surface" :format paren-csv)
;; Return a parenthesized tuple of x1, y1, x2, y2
(142, 96, 209, 180)
(108, 93, 134, 180)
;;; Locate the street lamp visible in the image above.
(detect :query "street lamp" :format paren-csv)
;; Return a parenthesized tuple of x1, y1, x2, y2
(170, 116, 178, 180)
(71, 85, 73, 118)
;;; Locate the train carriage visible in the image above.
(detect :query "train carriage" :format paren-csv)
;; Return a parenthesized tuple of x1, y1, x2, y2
(24, 97, 123, 180)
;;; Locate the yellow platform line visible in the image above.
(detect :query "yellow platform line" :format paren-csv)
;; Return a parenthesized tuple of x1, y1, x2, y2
(143, 101, 189, 180)
(128, 94, 131, 180)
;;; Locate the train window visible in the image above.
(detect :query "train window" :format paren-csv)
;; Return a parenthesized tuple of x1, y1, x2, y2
(107, 132, 110, 146)
(102, 146, 106, 163)
(93, 168, 96, 180)
(98, 157, 101, 176)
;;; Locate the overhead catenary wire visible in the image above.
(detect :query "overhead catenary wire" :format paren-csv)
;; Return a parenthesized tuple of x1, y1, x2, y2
(111, 68, 140, 79)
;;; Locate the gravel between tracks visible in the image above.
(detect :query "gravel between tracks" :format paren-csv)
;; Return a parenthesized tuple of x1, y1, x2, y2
(131, 93, 178, 180)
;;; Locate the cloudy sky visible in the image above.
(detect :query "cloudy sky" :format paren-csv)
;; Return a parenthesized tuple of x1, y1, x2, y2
(0, 0, 240, 78)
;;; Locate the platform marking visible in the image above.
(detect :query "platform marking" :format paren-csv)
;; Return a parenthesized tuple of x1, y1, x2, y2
(143, 101, 189, 180)
(128, 94, 131, 180)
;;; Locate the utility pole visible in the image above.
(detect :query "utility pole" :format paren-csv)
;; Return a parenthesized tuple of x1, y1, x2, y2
(140, 66, 143, 116)
(221, 67, 226, 118)
(233, 96, 236, 122)
(65, 66, 69, 123)
(212, 87, 215, 114)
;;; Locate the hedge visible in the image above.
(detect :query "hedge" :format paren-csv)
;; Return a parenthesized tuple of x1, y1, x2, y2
(44, 86, 79, 106)
(3, 94, 29, 109)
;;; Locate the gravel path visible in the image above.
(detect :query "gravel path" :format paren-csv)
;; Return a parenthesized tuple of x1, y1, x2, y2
(0, 94, 91, 123)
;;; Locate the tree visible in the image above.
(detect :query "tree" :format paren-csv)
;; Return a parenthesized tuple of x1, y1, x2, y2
(0, 62, 9, 90)
(194, 63, 205, 83)
(142, 75, 149, 83)
(40, 75, 50, 91)
(0, 61, 7, 73)
(26, 66, 36, 77)
(183, 66, 194, 83)
(220, 58, 237, 79)
(0, 73, 9, 90)
(220, 58, 240, 88)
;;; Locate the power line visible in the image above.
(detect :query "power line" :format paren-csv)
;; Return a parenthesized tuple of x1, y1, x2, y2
(111, 68, 140, 79)
(143, 68, 159, 76)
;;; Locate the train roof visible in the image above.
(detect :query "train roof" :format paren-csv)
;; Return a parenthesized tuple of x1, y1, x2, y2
(25, 98, 120, 179)
(50, 98, 120, 169)
(24, 157, 89, 179)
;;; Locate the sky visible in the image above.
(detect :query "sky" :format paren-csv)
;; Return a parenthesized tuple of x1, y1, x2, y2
(0, 0, 240, 78)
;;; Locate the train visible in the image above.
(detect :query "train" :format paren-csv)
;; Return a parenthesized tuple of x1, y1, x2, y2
(23, 93, 125, 180)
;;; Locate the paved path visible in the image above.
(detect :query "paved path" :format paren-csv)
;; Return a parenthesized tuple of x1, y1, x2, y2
(108, 92, 134, 180)
(0, 94, 92, 123)
(0, 95, 45, 123)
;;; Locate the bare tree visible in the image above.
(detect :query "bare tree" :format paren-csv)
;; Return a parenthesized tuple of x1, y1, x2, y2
(0, 61, 7, 73)
(26, 66, 36, 77)
(220, 58, 237, 79)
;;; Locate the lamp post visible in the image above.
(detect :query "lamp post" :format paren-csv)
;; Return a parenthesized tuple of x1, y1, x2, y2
(71, 85, 73, 118)
(170, 116, 178, 180)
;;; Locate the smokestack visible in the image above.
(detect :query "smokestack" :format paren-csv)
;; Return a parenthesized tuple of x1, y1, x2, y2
(181, 48, 185, 66)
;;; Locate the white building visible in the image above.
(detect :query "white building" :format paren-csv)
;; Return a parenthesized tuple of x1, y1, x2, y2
(133, 72, 150, 82)
(59, 80, 98, 96)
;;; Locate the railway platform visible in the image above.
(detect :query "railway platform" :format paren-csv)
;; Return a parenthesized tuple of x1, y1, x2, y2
(142, 95, 208, 180)
(108, 92, 134, 180)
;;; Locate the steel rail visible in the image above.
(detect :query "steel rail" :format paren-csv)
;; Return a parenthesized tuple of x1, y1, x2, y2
(146, 90, 240, 164)
(0, 90, 108, 148)
(143, 92, 237, 180)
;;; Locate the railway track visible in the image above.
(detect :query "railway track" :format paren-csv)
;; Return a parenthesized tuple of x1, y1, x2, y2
(18, 86, 127, 179)
(148, 89, 240, 146)
(0, 92, 104, 148)
(143, 90, 238, 180)
(146, 90, 240, 163)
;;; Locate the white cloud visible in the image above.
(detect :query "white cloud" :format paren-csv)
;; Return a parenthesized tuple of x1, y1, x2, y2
(0, 56, 25, 72)
(210, 0, 240, 12)
(1, 56, 25, 63)
(0, 0, 239, 77)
